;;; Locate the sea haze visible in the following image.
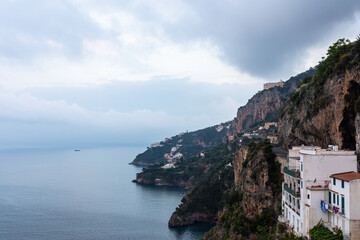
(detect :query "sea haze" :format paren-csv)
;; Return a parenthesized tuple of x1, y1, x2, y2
(0, 147, 212, 240)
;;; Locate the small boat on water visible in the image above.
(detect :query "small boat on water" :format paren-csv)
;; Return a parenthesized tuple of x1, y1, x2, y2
(74, 149, 80, 152)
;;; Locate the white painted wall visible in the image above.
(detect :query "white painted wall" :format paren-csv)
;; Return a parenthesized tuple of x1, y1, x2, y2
(300, 151, 357, 183)
(350, 179, 360, 219)
(330, 177, 349, 217)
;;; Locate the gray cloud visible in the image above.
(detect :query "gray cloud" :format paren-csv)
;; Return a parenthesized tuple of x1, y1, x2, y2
(27, 78, 258, 115)
(0, 0, 100, 60)
(121, 0, 360, 78)
(2, 0, 359, 78)
(1, 0, 360, 148)
(0, 79, 259, 147)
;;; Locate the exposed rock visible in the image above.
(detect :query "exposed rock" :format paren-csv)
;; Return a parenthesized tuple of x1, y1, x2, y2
(228, 69, 315, 136)
(233, 147, 247, 187)
(132, 69, 314, 166)
(356, 113, 360, 152)
(168, 212, 217, 227)
(134, 174, 194, 189)
(202, 142, 282, 239)
(233, 145, 279, 220)
(279, 69, 360, 150)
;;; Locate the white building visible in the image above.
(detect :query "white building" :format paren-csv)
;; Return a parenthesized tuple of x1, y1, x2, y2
(325, 172, 360, 239)
(281, 146, 358, 238)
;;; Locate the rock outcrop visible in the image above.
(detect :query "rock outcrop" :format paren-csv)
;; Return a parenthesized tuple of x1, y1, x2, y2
(279, 39, 360, 150)
(279, 70, 360, 150)
(355, 113, 360, 152)
(202, 141, 282, 239)
(169, 212, 218, 227)
(228, 69, 315, 136)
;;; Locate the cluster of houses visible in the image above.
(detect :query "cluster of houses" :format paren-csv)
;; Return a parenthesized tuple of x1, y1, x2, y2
(240, 122, 279, 144)
(280, 145, 360, 239)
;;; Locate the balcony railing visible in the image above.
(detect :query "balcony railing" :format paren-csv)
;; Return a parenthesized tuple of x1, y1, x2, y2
(284, 183, 300, 197)
(321, 200, 345, 215)
(284, 167, 300, 178)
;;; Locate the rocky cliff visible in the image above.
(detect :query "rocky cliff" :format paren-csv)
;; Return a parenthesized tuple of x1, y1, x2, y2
(202, 141, 282, 239)
(167, 142, 236, 227)
(279, 39, 360, 150)
(228, 69, 315, 136)
(132, 69, 314, 166)
(356, 113, 360, 152)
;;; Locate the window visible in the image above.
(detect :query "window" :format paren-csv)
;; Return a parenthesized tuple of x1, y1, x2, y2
(333, 193, 336, 204)
(341, 196, 345, 214)
(329, 192, 331, 203)
(333, 178, 336, 185)
(297, 219, 299, 232)
(301, 181, 303, 189)
(337, 194, 339, 205)
(341, 180, 344, 188)
(301, 163, 303, 171)
(307, 194, 310, 199)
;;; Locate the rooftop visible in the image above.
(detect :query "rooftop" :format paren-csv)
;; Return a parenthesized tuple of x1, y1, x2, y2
(306, 184, 329, 191)
(331, 172, 360, 181)
(300, 148, 355, 156)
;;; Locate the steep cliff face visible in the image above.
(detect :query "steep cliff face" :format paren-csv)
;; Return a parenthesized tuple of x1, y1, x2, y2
(203, 141, 282, 239)
(279, 39, 360, 150)
(228, 69, 315, 136)
(233, 147, 247, 186)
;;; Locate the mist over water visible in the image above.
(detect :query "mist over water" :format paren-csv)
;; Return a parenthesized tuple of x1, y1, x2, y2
(0, 147, 211, 240)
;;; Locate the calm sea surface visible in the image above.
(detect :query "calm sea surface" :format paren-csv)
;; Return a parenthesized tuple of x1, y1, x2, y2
(0, 147, 212, 240)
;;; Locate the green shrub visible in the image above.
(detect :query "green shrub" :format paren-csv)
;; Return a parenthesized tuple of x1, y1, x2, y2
(297, 76, 312, 88)
(276, 222, 287, 234)
(309, 223, 343, 240)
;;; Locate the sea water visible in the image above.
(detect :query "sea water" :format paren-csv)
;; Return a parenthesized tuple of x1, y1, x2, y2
(0, 147, 212, 240)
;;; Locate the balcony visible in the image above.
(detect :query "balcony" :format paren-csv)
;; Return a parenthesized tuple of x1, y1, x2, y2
(284, 183, 300, 198)
(321, 200, 345, 215)
(284, 167, 300, 178)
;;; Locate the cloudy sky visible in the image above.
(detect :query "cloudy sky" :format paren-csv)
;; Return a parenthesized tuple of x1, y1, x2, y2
(1, 0, 360, 148)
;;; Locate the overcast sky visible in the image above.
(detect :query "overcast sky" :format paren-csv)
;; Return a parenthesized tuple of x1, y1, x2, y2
(1, 0, 360, 148)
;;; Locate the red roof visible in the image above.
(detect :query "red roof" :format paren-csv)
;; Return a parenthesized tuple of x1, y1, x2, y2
(331, 172, 360, 181)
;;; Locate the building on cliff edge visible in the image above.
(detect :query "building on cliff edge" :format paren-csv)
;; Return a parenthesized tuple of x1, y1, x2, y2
(279, 145, 360, 239)
(263, 80, 284, 90)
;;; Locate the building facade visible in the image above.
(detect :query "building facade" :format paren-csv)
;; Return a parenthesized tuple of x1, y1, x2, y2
(281, 146, 358, 238)
(263, 80, 284, 90)
(325, 172, 360, 239)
